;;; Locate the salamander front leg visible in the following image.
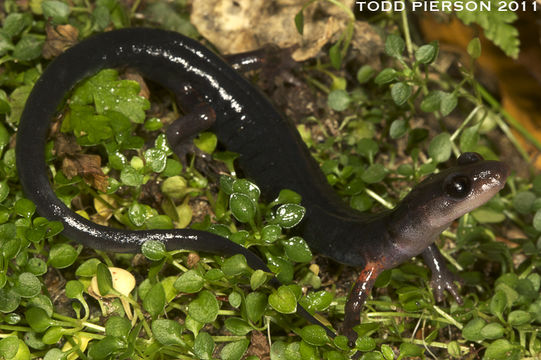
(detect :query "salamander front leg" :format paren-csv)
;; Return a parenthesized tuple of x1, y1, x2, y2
(422, 244, 463, 304)
(342, 262, 383, 346)
(165, 103, 216, 161)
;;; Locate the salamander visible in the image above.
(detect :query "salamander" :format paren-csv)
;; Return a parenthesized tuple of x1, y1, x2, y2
(16, 28, 509, 344)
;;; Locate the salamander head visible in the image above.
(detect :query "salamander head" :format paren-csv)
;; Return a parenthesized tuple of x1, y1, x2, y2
(388, 152, 509, 261)
(422, 152, 508, 228)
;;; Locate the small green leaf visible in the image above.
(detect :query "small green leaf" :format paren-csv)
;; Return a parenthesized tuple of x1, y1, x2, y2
(161, 176, 189, 200)
(428, 132, 452, 163)
(384, 34, 405, 58)
(194, 132, 217, 154)
(261, 224, 282, 243)
(151, 319, 186, 346)
(120, 166, 144, 187)
(87, 336, 126, 359)
(142, 240, 167, 261)
(144, 117, 163, 131)
(390, 82, 412, 106)
(381, 344, 394, 360)
(188, 290, 219, 323)
(513, 191, 536, 214)
(42, 327, 64, 345)
(75, 258, 101, 277)
(484, 339, 517, 360)
(273, 189, 302, 205)
(327, 90, 351, 111)
(480, 323, 504, 340)
(299, 325, 329, 346)
(420, 91, 442, 113)
(0, 288, 20, 313)
(48, 243, 78, 269)
(229, 193, 256, 223)
(361, 163, 387, 184)
(398, 343, 424, 358)
(174, 270, 204, 293)
(269, 286, 297, 314)
(357, 139, 379, 159)
(472, 208, 506, 224)
(42, 0, 71, 24)
(462, 318, 485, 341)
(143, 283, 166, 318)
(245, 292, 267, 323)
(490, 290, 507, 319)
(283, 236, 312, 263)
(13, 34, 43, 61)
(0, 336, 19, 359)
(3, 13, 32, 38)
(467, 37, 482, 59)
(415, 41, 438, 64)
(222, 254, 249, 276)
(459, 124, 481, 152)
(128, 202, 147, 227)
(294, 9, 304, 35)
(507, 310, 531, 326)
(232, 179, 260, 201)
(65, 280, 84, 299)
(194, 332, 214, 360)
(229, 291, 242, 308)
(329, 42, 342, 70)
(355, 336, 376, 352)
(250, 270, 268, 290)
(220, 339, 249, 360)
(357, 65, 375, 84)
(374, 68, 397, 85)
(96, 263, 113, 296)
(14, 198, 36, 218)
(303, 291, 333, 312)
(144, 148, 167, 172)
(389, 119, 407, 139)
(162, 158, 182, 177)
(273, 204, 305, 228)
(225, 317, 253, 336)
(440, 92, 458, 116)
(105, 316, 132, 338)
(25, 307, 52, 332)
(534, 209, 541, 231)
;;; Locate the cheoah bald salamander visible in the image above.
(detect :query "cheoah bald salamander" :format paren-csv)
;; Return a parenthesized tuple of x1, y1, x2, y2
(16, 28, 509, 343)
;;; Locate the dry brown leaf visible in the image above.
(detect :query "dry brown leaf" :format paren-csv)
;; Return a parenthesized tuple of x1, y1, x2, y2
(62, 153, 109, 192)
(42, 24, 79, 59)
(247, 331, 270, 360)
(191, 0, 359, 61)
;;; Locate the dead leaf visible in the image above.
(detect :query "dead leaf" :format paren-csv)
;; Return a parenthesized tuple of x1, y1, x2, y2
(62, 153, 109, 192)
(54, 133, 81, 157)
(187, 252, 200, 268)
(42, 24, 79, 59)
(124, 70, 150, 99)
(191, 0, 357, 61)
(247, 331, 270, 360)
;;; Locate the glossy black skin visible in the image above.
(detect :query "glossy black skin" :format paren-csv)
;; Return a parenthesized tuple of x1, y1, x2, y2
(16, 28, 509, 342)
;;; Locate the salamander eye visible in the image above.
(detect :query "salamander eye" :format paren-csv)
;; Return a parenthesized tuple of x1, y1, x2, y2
(457, 152, 484, 165)
(444, 175, 471, 198)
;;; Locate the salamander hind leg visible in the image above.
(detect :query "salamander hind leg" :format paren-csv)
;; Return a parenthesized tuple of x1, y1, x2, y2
(165, 103, 216, 162)
(422, 244, 464, 304)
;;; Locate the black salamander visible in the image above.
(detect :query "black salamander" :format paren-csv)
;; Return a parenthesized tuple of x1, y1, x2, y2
(16, 28, 509, 344)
